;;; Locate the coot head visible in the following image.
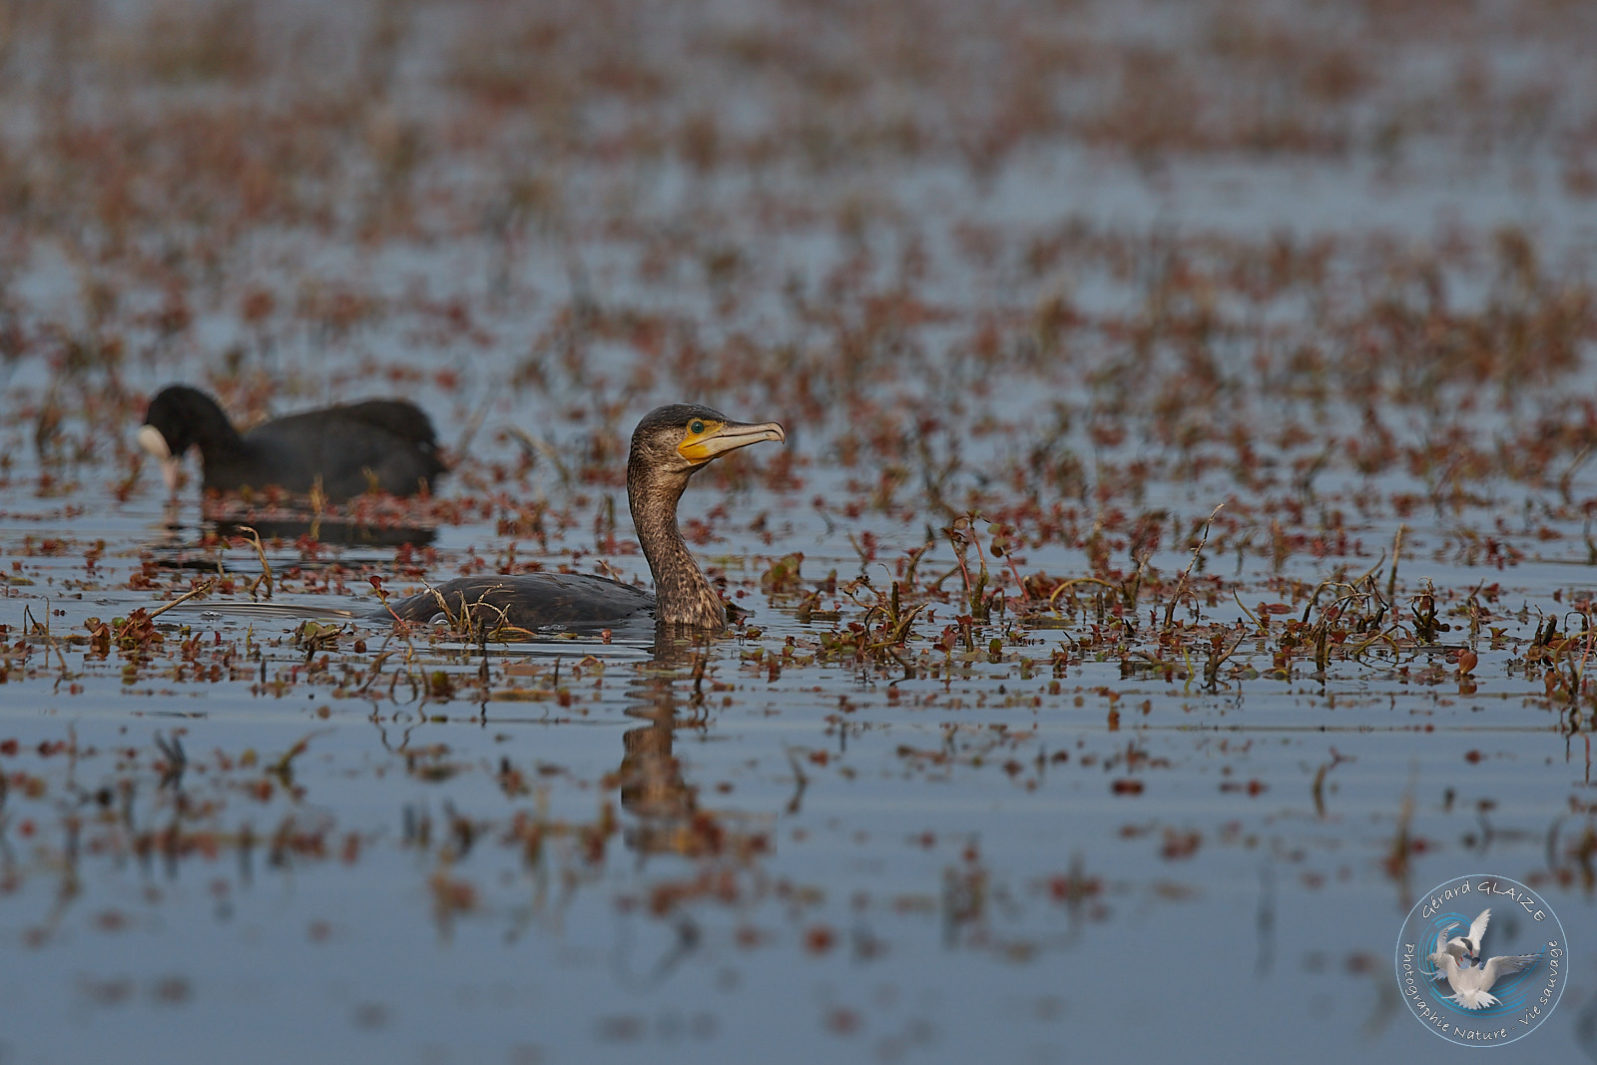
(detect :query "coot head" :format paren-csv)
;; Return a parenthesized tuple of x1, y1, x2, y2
(137, 385, 237, 491)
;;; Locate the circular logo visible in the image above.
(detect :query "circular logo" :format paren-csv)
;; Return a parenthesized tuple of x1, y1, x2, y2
(1394, 873, 1568, 1046)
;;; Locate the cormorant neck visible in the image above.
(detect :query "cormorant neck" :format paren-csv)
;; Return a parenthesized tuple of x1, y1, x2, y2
(628, 465, 725, 628)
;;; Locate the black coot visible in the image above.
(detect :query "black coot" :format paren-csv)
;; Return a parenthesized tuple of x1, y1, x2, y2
(138, 385, 446, 501)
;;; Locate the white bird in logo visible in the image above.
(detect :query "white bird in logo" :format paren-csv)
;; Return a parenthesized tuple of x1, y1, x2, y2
(1429, 922, 1460, 977)
(1446, 909, 1492, 964)
(1426, 910, 1539, 1009)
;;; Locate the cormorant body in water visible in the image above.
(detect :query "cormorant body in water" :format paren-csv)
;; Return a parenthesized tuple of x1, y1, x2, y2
(383, 404, 784, 633)
(138, 385, 446, 501)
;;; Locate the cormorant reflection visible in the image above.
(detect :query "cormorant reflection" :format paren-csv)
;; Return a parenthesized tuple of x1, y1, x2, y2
(614, 631, 767, 859)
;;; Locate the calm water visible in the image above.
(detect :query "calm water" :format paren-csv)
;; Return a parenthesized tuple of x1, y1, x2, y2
(3, 2, 1597, 1063)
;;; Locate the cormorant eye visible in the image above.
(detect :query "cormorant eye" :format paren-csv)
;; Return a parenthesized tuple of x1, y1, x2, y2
(689, 419, 705, 435)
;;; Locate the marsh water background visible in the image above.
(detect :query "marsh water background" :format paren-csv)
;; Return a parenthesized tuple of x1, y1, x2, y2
(2, 1, 1597, 1061)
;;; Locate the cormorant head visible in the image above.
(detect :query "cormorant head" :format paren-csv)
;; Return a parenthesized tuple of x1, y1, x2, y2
(629, 403, 785, 481)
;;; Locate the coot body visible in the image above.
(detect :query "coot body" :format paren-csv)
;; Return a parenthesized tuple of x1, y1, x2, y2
(139, 385, 445, 501)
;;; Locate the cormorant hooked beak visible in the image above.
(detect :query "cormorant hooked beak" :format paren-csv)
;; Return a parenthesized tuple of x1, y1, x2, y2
(677, 419, 785, 466)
